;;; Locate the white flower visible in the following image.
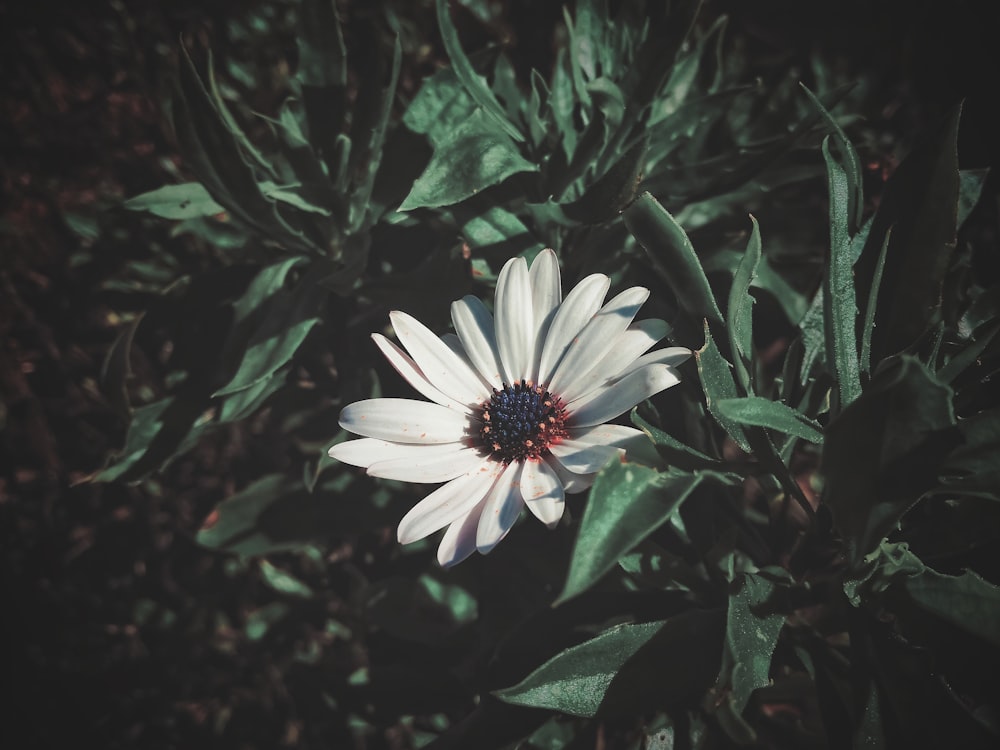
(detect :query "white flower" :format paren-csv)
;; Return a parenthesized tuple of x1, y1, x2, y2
(329, 249, 691, 566)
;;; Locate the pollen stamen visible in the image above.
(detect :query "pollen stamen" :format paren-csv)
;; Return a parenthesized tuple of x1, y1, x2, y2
(477, 379, 568, 464)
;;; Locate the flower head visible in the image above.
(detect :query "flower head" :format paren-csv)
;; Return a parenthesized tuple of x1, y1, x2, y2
(329, 249, 690, 566)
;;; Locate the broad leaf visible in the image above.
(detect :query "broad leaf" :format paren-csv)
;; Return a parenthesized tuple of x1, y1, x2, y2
(124, 183, 224, 220)
(696, 323, 751, 452)
(716, 397, 824, 444)
(624, 191, 724, 327)
(823, 356, 961, 565)
(495, 609, 725, 718)
(726, 216, 761, 392)
(557, 462, 708, 604)
(399, 109, 537, 211)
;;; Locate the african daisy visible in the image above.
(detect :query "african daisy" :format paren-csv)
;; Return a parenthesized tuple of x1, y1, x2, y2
(329, 249, 690, 566)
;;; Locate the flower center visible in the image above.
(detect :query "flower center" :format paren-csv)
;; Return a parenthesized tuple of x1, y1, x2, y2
(478, 380, 568, 464)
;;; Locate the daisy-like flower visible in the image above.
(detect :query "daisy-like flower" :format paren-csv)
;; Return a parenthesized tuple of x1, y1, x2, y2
(329, 249, 690, 566)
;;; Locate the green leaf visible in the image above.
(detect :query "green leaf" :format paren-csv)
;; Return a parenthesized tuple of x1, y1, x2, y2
(457, 204, 540, 256)
(495, 609, 725, 718)
(859, 227, 892, 376)
(435, 0, 523, 143)
(726, 216, 761, 392)
(820, 135, 862, 409)
(296, 0, 348, 173)
(403, 52, 480, 148)
(696, 323, 751, 452)
(713, 571, 789, 721)
(631, 409, 722, 470)
(717, 397, 823, 444)
(347, 34, 402, 233)
(938, 319, 1000, 385)
(173, 48, 314, 254)
(561, 135, 647, 225)
(854, 105, 962, 363)
(214, 264, 327, 396)
(624, 192, 724, 327)
(195, 473, 400, 556)
(957, 168, 990, 230)
(822, 356, 961, 566)
(95, 393, 208, 483)
(937, 406, 1000, 500)
(557, 462, 708, 604)
(259, 559, 314, 598)
(124, 183, 224, 220)
(100, 312, 144, 418)
(399, 108, 537, 211)
(851, 541, 1000, 649)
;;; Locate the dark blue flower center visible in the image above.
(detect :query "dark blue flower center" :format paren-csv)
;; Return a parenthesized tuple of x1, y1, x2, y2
(479, 380, 568, 464)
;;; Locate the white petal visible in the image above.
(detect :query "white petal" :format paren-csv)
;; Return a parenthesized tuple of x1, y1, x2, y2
(476, 461, 524, 553)
(397, 459, 502, 544)
(550, 438, 623, 473)
(495, 257, 534, 383)
(452, 296, 503, 388)
(559, 318, 669, 403)
(614, 346, 693, 378)
(390, 310, 489, 406)
(368, 444, 486, 483)
(520, 458, 565, 528)
(537, 273, 610, 385)
(545, 456, 594, 494)
(529, 249, 561, 380)
(567, 364, 682, 428)
(565, 424, 659, 466)
(548, 286, 649, 396)
(372, 334, 472, 413)
(330, 437, 462, 468)
(437, 501, 484, 567)
(567, 423, 650, 450)
(339, 398, 472, 443)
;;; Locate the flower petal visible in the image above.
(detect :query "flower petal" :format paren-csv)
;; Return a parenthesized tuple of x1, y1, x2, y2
(476, 461, 524, 553)
(495, 257, 534, 383)
(550, 439, 623, 473)
(545, 456, 594, 494)
(559, 318, 668, 403)
(520, 458, 565, 528)
(529, 249, 561, 381)
(452, 295, 504, 389)
(567, 423, 649, 451)
(330, 437, 461, 468)
(548, 286, 649, 396)
(372, 334, 471, 412)
(614, 346, 693, 377)
(368, 444, 486, 483)
(537, 273, 610, 385)
(437, 501, 484, 567)
(340, 398, 472, 443)
(397, 459, 502, 544)
(567, 364, 682, 428)
(390, 310, 489, 406)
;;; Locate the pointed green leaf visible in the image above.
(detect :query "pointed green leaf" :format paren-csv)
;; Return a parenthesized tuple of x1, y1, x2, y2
(823, 356, 960, 565)
(714, 571, 789, 718)
(435, 0, 524, 143)
(124, 183, 224, 220)
(854, 106, 962, 362)
(727, 216, 761, 392)
(717, 397, 824, 444)
(820, 135, 862, 409)
(495, 609, 725, 718)
(696, 323, 751, 452)
(399, 108, 537, 211)
(558, 462, 708, 604)
(624, 192, 724, 326)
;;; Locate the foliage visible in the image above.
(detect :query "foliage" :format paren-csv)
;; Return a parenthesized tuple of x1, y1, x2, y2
(5, 0, 999, 748)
